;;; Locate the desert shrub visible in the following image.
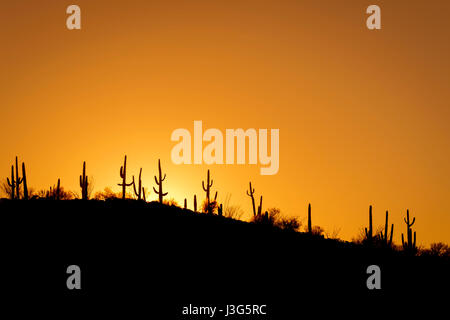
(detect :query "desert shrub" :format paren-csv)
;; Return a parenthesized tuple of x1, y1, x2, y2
(277, 216, 302, 232)
(163, 198, 180, 207)
(325, 227, 341, 240)
(201, 199, 218, 214)
(222, 194, 244, 220)
(94, 187, 123, 200)
(420, 242, 450, 257)
(251, 208, 302, 232)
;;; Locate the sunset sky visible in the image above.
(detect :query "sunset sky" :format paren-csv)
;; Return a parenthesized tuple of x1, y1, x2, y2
(1, 1, 449, 246)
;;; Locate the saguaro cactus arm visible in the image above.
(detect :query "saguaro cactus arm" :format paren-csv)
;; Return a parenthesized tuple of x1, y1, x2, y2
(79, 161, 89, 200)
(7, 165, 15, 200)
(202, 169, 214, 213)
(402, 209, 417, 253)
(118, 155, 133, 199)
(14, 157, 23, 199)
(22, 162, 28, 200)
(133, 168, 144, 200)
(153, 159, 168, 203)
(246, 182, 256, 216)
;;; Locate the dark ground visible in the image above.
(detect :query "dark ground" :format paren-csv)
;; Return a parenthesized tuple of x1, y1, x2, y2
(0, 199, 448, 317)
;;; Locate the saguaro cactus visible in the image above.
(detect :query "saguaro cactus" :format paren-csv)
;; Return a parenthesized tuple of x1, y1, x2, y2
(7, 165, 16, 200)
(379, 210, 394, 246)
(153, 159, 167, 203)
(184, 198, 187, 209)
(202, 169, 213, 213)
(7, 157, 23, 199)
(14, 157, 22, 199)
(194, 195, 197, 212)
(218, 203, 223, 217)
(308, 203, 312, 234)
(118, 155, 133, 199)
(133, 168, 144, 201)
(80, 161, 89, 200)
(22, 162, 28, 200)
(402, 209, 417, 253)
(246, 182, 256, 216)
(257, 196, 263, 217)
(55, 179, 61, 200)
(365, 205, 374, 242)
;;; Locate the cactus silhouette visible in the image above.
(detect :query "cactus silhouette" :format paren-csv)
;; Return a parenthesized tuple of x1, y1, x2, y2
(118, 155, 133, 199)
(308, 203, 312, 234)
(218, 203, 223, 216)
(22, 162, 28, 200)
(246, 182, 256, 216)
(54, 179, 61, 200)
(7, 157, 23, 200)
(80, 161, 89, 200)
(194, 195, 197, 212)
(184, 198, 187, 209)
(132, 168, 144, 201)
(365, 205, 374, 242)
(379, 210, 394, 246)
(7, 165, 16, 200)
(402, 209, 417, 253)
(153, 159, 167, 203)
(202, 169, 213, 214)
(257, 195, 263, 217)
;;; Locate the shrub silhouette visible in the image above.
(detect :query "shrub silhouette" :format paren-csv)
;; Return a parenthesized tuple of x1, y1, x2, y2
(427, 243, 450, 257)
(93, 187, 130, 200)
(251, 207, 302, 232)
(163, 198, 179, 207)
(42, 182, 75, 200)
(222, 194, 244, 220)
(201, 198, 218, 214)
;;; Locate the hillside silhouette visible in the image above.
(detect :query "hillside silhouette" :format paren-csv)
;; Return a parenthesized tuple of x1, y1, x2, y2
(1, 156, 449, 315)
(1, 198, 448, 315)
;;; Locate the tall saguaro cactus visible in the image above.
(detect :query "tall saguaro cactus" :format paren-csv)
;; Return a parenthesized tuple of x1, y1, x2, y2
(14, 157, 22, 199)
(80, 161, 89, 200)
(7, 165, 16, 200)
(402, 209, 417, 253)
(246, 182, 256, 216)
(194, 195, 197, 212)
(7, 157, 23, 199)
(153, 159, 167, 203)
(55, 179, 61, 200)
(379, 210, 394, 246)
(118, 155, 133, 199)
(308, 203, 312, 234)
(365, 205, 374, 242)
(202, 169, 213, 213)
(257, 196, 263, 217)
(133, 168, 144, 201)
(22, 162, 28, 200)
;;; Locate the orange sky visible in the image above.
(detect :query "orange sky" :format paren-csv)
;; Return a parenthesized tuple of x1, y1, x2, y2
(1, 1, 449, 246)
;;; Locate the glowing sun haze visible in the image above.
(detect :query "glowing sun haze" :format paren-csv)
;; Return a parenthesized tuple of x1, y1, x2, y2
(0, 0, 449, 246)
